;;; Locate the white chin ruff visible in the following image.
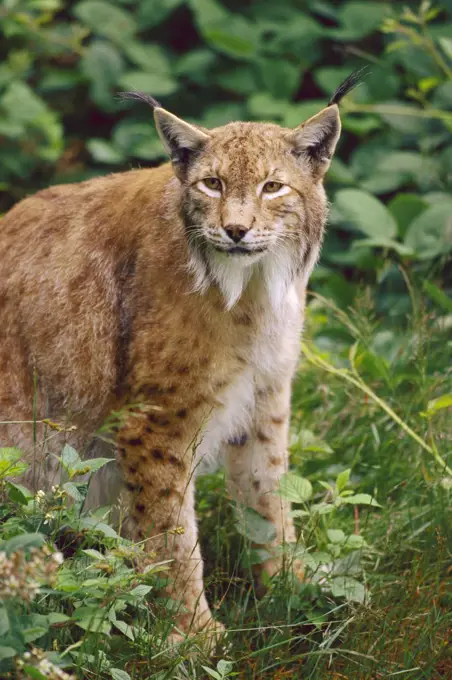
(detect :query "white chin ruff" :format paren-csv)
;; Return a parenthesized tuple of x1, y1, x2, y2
(188, 242, 303, 311)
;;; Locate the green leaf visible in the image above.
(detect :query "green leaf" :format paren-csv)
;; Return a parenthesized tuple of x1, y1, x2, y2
(439, 37, 452, 61)
(22, 627, 48, 643)
(6, 481, 32, 505)
(341, 494, 381, 507)
(327, 529, 345, 544)
(405, 203, 452, 259)
(118, 70, 178, 96)
(330, 576, 365, 603)
(21, 666, 48, 680)
(279, 472, 313, 503)
(3, 533, 46, 555)
(201, 102, 245, 128)
(426, 394, 452, 416)
(201, 667, 222, 680)
(236, 507, 277, 544)
(218, 65, 255, 94)
(78, 517, 118, 538)
(81, 41, 124, 109)
(137, 0, 183, 27)
(290, 429, 333, 456)
(423, 282, 452, 313)
(111, 670, 131, 680)
(113, 620, 135, 640)
(0, 447, 28, 479)
(60, 444, 81, 472)
(191, 0, 257, 59)
(204, 20, 257, 59)
(388, 194, 428, 238)
(71, 457, 114, 477)
(47, 613, 71, 624)
(72, 606, 111, 634)
(129, 584, 152, 598)
(256, 58, 300, 99)
(189, 0, 227, 25)
(284, 100, 325, 128)
(331, 2, 389, 40)
(0, 605, 9, 637)
(344, 534, 366, 550)
(62, 482, 86, 502)
(217, 659, 234, 676)
(74, 1, 137, 42)
(315, 67, 353, 95)
(112, 120, 163, 160)
(1, 82, 48, 124)
(333, 189, 397, 239)
(310, 503, 335, 516)
(376, 101, 428, 135)
(248, 93, 285, 119)
(122, 43, 171, 75)
(0, 646, 17, 661)
(353, 238, 414, 257)
(336, 469, 351, 493)
(86, 139, 124, 164)
(360, 152, 428, 194)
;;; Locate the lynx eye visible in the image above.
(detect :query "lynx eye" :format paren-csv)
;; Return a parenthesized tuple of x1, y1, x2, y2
(202, 177, 222, 191)
(260, 180, 291, 200)
(263, 181, 283, 193)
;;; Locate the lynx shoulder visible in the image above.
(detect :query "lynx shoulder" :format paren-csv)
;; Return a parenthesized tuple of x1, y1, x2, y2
(0, 72, 362, 647)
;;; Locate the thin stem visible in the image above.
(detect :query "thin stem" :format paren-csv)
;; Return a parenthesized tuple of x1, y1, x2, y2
(302, 344, 452, 477)
(420, 24, 452, 79)
(343, 102, 452, 124)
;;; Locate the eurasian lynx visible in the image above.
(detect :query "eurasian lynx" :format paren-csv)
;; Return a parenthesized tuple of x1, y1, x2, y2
(0, 72, 361, 646)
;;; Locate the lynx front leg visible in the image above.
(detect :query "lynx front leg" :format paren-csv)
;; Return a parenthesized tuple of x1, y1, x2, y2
(225, 379, 302, 583)
(115, 411, 219, 641)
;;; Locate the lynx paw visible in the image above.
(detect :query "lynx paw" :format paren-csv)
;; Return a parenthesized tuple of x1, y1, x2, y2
(166, 619, 227, 657)
(254, 555, 305, 597)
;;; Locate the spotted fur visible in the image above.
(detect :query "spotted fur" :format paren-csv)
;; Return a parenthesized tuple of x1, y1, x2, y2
(0, 81, 349, 645)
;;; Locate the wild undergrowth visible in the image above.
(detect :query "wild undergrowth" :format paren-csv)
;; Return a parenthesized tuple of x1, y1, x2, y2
(1, 274, 451, 680)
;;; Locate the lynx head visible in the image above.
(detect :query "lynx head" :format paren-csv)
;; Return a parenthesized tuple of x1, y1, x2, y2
(121, 71, 364, 309)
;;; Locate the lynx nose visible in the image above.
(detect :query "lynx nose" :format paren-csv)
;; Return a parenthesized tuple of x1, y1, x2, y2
(224, 224, 249, 243)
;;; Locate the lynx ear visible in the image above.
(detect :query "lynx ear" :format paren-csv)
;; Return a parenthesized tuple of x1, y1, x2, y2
(154, 108, 210, 174)
(287, 105, 341, 178)
(118, 91, 210, 178)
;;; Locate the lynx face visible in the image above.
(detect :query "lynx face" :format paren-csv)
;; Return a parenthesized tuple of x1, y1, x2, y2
(182, 123, 310, 261)
(151, 104, 342, 308)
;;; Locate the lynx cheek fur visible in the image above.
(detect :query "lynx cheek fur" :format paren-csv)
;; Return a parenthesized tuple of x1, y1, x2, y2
(0, 73, 361, 643)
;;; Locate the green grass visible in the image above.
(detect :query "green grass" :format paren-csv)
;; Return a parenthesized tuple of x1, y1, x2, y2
(1, 279, 451, 680)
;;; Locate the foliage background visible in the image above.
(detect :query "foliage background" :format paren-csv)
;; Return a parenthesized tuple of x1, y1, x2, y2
(1, 0, 451, 679)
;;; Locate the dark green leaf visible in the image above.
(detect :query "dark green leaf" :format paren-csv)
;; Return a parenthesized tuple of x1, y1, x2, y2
(86, 139, 125, 164)
(405, 203, 452, 259)
(3, 533, 46, 555)
(74, 1, 137, 42)
(388, 194, 428, 238)
(334, 189, 397, 238)
(331, 576, 365, 603)
(0, 447, 28, 479)
(279, 472, 313, 503)
(0, 646, 17, 661)
(6, 481, 31, 505)
(118, 70, 178, 96)
(330, 2, 389, 41)
(423, 281, 452, 312)
(60, 444, 81, 472)
(236, 508, 277, 544)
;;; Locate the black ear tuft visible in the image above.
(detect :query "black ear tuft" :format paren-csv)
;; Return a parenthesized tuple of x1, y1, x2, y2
(327, 66, 370, 107)
(117, 91, 162, 110)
